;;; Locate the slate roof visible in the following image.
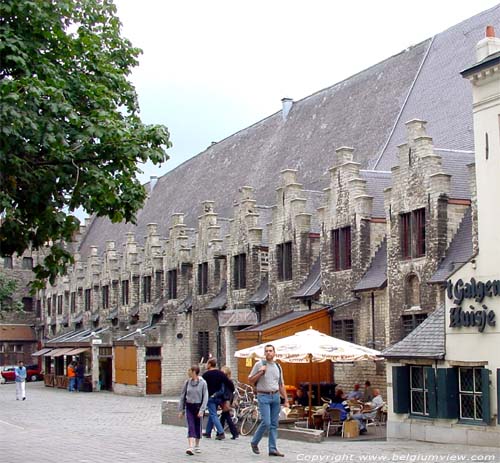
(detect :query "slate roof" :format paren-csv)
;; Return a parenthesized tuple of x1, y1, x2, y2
(240, 308, 327, 332)
(360, 171, 392, 218)
(176, 295, 193, 314)
(374, 5, 500, 170)
(428, 207, 473, 284)
(438, 149, 475, 199)
(78, 7, 500, 257)
(354, 238, 387, 292)
(248, 278, 269, 306)
(205, 281, 227, 310)
(292, 257, 321, 299)
(79, 38, 430, 256)
(382, 305, 445, 359)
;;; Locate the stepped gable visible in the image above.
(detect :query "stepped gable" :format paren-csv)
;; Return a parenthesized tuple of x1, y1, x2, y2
(374, 5, 500, 170)
(79, 39, 430, 257)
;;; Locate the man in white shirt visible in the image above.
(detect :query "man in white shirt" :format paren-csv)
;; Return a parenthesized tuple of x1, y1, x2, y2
(352, 388, 384, 434)
(15, 361, 27, 401)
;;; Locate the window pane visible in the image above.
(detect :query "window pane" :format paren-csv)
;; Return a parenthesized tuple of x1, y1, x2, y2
(474, 395, 483, 420)
(460, 394, 475, 419)
(411, 367, 423, 389)
(474, 368, 482, 393)
(460, 368, 473, 392)
(411, 391, 425, 414)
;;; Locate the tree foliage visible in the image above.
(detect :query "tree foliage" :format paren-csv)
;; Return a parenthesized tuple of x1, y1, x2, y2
(0, 0, 171, 289)
(0, 271, 23, 314)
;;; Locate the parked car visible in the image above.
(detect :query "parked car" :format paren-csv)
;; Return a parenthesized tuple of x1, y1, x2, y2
(0, 365, 17, 384)
(0, 364, 43, 383)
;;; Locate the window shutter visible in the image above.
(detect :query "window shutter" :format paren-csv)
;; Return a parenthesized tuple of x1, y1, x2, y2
(425, 367, 437, 418)
(436, 368, 459, 419)
(392, 366, 410, 414)
(497, 369, 500, 425)
(481, 368, 491, 424)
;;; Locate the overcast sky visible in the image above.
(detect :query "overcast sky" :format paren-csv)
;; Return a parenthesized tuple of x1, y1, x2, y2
(113, 0, 499, 184)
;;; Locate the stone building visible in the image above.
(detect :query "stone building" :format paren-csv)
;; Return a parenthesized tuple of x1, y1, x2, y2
(384, 26, 500, 448)
(10, 7, 499, 398)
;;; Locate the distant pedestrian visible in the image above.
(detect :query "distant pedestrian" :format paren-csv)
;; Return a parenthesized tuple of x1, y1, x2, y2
(15, 361, 27, 400)
(178, 365, 208, 456)
(219, 365, 238, 439)
(75, 362, 85, 391)
(248, 344, 289, 457)
(67, 362, 76, 392)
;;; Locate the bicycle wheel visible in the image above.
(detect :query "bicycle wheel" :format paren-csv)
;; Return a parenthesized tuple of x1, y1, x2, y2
(240, 407, 259, 436)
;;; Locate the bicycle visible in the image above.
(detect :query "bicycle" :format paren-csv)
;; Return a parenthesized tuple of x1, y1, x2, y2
(239, 397, 260, 436)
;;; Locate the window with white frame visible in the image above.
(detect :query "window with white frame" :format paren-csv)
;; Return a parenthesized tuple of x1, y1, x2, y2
(410, 366, 429, 416)
(459, 367, 483, 421)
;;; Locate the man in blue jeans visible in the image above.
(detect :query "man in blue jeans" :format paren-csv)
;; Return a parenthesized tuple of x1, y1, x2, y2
(248, 344, 289, 457)
(202, 358, 233, 440)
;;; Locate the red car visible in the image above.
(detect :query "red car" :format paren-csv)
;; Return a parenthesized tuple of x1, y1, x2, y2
(0, 364, 43, 383)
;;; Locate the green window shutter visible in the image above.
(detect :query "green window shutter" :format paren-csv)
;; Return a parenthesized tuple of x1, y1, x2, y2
(481, 368, 491, 424)
(392, 366, 410, 414)
(437, 368, 459, 419)
(497, 369, 500, 425)
(425, 367, 437, 418)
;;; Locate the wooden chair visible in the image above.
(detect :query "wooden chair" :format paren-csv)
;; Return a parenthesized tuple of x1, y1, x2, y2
(323, 408, 344, 437)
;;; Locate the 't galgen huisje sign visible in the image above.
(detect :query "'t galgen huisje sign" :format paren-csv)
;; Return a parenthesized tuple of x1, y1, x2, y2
(447, 278, 499, 332)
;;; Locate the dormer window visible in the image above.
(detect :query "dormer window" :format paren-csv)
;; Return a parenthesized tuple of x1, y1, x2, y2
(331, 226, 351, 271)
(400, 208, 426, 259)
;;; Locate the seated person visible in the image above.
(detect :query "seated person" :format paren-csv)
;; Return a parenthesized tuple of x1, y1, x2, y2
(346, 384, 363, 401)
(330, 388, 346, 404)
(294, 387, 309, 406)
(352, 388, 384, 434)
(328, 399, 350, 421)
(363, 380, 373, 402)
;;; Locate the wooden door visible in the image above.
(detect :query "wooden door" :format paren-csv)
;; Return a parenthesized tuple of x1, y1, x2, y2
(146, 359, 161, 394)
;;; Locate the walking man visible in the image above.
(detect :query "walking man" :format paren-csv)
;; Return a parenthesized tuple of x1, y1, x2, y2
(248, 344, 289, 457)
(202, 358, 232, 440)
(15, 361, 27, 400)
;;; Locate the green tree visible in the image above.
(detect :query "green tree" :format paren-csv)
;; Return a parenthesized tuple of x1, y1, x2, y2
(0, 0, 171, 289)
(0, 271, 23, 314)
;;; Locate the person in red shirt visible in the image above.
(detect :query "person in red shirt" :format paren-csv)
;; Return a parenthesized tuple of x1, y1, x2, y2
(67, 362, 76, 392)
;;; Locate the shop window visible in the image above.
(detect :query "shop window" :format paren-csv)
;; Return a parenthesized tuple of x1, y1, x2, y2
(168, 269, 177, 300)
(143, 275, 152, 303)
(22, 257, 33, 269)
(276, 242, 293, 281)
(22, 297, 33, 312)
(84, 289, 91, 311)
(233, 253, 247, 289)
(3, 256, 13, 269)
(332, 319, 354, 343)
(402, 313, 427, 337)
(146, 346, 161, 357)
(198, 331, 209, 362)
(331, 226, 352, 271)
(122, 280, 129, 306)
(459, 367, 484, 421)
(197, 262, 208, 295)
(400, 208, 426, 259)
(102, 285, 109, 309)
(410, 366, 429, 416)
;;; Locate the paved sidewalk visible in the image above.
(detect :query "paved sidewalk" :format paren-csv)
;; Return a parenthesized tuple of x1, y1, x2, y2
(0, 382, 498, 463)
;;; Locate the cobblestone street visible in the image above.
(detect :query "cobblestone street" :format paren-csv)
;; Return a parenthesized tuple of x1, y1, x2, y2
(0, 382, 498, 463)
